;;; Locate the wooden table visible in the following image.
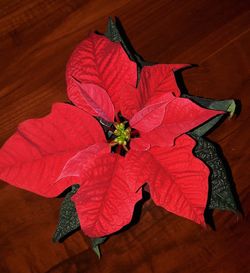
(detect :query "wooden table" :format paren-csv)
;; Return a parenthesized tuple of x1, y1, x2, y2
(0, 1, 249, 272)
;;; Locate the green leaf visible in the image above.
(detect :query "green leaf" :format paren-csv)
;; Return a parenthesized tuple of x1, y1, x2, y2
(189, 135, 238, 212)
(53, 184, 80, 242)
(105, 17, 135, 62)
(105, 17, 121, 42)
(90, 237, 108, 258)
(183, 95, 236, 136)
(227, 101, 236, 118)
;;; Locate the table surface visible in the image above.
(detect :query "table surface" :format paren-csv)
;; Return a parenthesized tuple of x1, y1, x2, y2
(0, 1, 249, 273)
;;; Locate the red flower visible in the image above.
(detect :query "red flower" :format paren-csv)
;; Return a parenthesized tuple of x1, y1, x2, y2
(0, 34, 223, 237)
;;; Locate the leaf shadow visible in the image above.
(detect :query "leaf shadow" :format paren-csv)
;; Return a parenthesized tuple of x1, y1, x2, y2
(174, 64, 198, 95)
(113, 187, 151, 235)
(113, 17, 146, 62)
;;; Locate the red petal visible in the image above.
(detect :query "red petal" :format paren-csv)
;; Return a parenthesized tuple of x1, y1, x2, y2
(120, 64, 189, 119)
(0, 103, 105, 197)
(140, 97, 223, 147)
(119, 84, 142, 120)
(130, 138, 150, 151)
(72, 154, 141, 237)
(125, 135, 209, 225)
(71, 80, 114, 121)
(57, 143, 110, 181)
(66, 34, 137, 113)
(138, 64, 182, 102)
(129, 92, 175, 132)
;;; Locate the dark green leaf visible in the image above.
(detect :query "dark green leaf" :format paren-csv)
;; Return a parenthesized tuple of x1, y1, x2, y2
(90, 237, 108, 258)
(183, 94, 236, 136)
(105, 17, 122, 42)
(53, 184, 80, 242)
(189, 134, 238, 212)
(105, 17, 136, 62)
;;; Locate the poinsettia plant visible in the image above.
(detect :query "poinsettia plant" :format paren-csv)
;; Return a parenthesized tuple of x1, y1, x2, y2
(0, 18, 238, 257)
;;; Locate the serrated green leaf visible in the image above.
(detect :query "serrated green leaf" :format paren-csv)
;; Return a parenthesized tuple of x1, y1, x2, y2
(90, 236, 107, 258)
(183, 95, 236, 136)
(53, 184, 80, 242)
(189, 135, 238, 212)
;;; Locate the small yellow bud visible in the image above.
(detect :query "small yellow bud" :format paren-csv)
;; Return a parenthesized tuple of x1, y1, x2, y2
(113, 122, 131, 150)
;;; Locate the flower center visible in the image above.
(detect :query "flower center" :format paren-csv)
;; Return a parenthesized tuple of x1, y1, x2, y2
(97, 114, 139, 154)
(110, 122, 131, 151)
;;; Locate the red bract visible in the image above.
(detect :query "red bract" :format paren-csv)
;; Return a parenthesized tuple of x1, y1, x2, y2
(0, 34, 224, 237)
(0, 104, 106, 197)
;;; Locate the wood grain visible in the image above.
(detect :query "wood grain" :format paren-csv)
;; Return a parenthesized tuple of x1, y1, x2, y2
(0, 1, 249, 272)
